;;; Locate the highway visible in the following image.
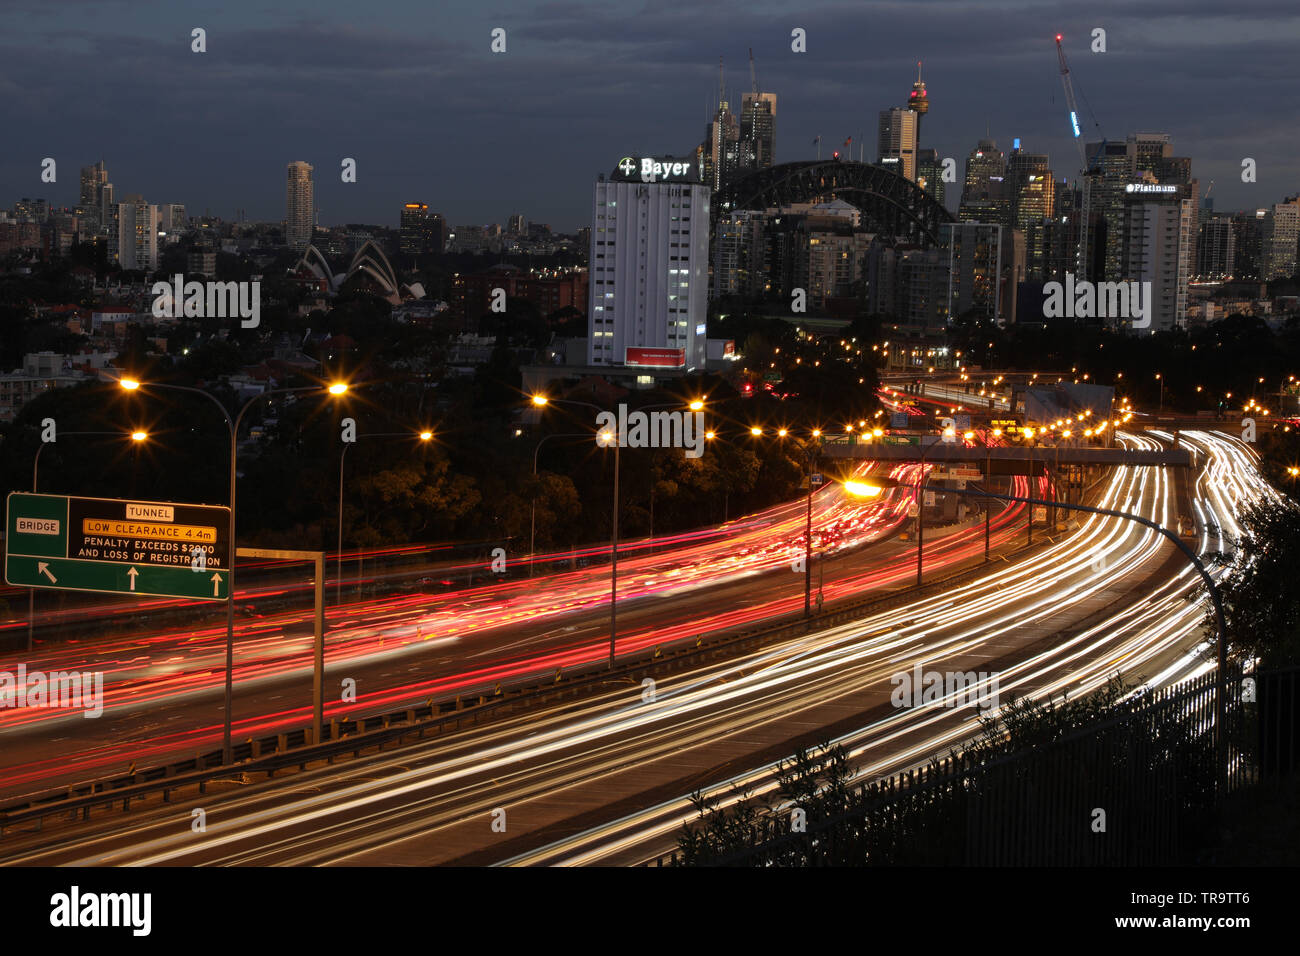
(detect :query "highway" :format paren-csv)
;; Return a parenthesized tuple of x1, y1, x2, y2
(0, 430, 1267, 867)
(0, 458, 1031, 796)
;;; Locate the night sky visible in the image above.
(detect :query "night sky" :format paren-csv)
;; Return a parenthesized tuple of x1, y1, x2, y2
(3, 0, 1297, 232)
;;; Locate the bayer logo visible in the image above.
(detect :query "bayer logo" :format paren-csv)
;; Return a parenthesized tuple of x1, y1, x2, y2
(618, 157, 636, 176)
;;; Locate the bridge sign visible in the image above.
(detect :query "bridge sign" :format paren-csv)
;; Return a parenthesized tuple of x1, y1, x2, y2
(5, 493, 231, 601)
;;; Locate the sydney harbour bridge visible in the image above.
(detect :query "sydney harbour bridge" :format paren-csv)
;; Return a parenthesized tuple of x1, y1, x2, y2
(712, 159, 954, 247)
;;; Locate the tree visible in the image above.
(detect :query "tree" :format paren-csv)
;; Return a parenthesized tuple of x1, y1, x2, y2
(1210, 497, 1300, 669)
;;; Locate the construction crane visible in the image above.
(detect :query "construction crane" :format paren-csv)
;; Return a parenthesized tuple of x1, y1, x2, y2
(1055, 33, 1105, 281)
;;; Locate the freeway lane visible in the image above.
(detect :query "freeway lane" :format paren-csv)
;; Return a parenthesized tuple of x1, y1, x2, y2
(503, 430, 1269, 865)
(0, 431, 1264, 867)
(0, 461, 1030, 796)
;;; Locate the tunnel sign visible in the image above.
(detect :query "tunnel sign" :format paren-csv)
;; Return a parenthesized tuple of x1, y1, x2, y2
(5, 493, 231, 600)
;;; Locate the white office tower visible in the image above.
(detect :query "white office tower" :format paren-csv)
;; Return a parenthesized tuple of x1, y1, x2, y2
(1121, 189, 1194, 332)
(286, 161, 314, 251)
(116, 198, 158, 271)
(587, 156, 710, 371)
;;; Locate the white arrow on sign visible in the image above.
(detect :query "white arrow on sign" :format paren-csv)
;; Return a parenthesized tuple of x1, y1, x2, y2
(210, 572, 223, 597)
(37, 561, 57, 583)
(127, 567, 139, 591)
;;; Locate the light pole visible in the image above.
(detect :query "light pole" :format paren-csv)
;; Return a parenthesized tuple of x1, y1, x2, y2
(528, 432, 589, 577)
(758, 426, 822, 617)
(337, 429, 432, 606)
(597, 427, 620, 667)
(531, 394, 702, 666)
(28, 429, 147, 652)
(121, 377, 348, 765)
(531, 395, 620, 667)
(916, 433, 931, 587)
(1156, 373, 1164, 415)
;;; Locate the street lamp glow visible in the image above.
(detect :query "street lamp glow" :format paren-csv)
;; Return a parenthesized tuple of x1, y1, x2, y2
(688, 399, 705, 411)
(705, 430, 716, 440)
(119, 378, 140, 390)
(750, 426, 763, 436)
(419, 431, 433, 441)
(131, 431, 147, 442)
(328, 383, 348, 395)
(843, 480, 883, 498)
(777, 428, 788, 438)
(531, 394, 549, 406)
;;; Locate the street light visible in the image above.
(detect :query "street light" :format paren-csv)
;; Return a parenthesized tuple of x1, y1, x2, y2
(28, 428, 146, 652)
(121, 376, 349, 765)
(530, 394, 620, 667)
(760, 428, 823, 617)
(338, 428, 432, 606)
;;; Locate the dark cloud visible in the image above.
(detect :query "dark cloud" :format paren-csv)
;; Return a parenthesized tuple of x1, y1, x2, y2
(1, 0, 1296, 230)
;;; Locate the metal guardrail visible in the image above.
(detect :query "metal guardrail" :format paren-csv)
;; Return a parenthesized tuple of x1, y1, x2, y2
(658, 664, 1291, 867)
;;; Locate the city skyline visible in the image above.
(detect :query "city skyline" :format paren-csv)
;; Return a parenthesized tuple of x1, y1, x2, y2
(3, 1, 1298, 231)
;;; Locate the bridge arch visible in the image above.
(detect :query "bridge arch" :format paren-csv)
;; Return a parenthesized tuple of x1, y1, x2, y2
(714, 160, 955, 246)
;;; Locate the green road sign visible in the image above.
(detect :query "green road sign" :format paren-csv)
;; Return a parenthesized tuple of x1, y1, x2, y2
(5, 492, 231, 601)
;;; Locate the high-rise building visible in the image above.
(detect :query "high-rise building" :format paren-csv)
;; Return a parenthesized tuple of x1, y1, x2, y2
(427, 212, 447, 255)
(1086, 134, 1197, 283)
(896, 247, 949, 332)
(285, 161, 314, 251)
(400, 202, 444, 255)
(507, 213, 527, 236)
(1261, 198, 1300, 280)
(739, 91, 776, 170)
(1083, 140, 1134, 281)
(878, 107, 918, 182)
(916, 148, 946, 207)
(1120, 190, 1194, 332)
(587, 156, 710, 370)
(116, 198, 158, 272)
(158, 203, 187, 233)
(1195, 215, 1235, 280)
(79, 161, 108, 233)
(79, 162, 106, 209)
(12, 198, 49, 223)
(958, 140, 1008, 226)
(188, 246, 217, 277)
(1006, 148, 1055, 282)
(945, 222, 1007, 323)
(702, 90, 741, 192)
(1231, 211, 1265, 280)
(713, 210, 767, 298)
